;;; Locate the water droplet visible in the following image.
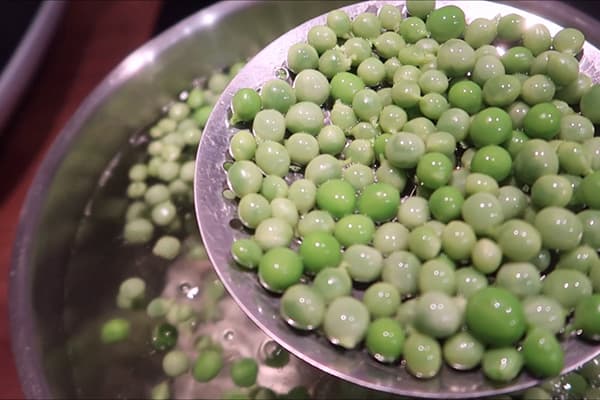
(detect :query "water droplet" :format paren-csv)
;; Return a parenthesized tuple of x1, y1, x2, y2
(260, 340, 290, 368)
(275, 67, 289, 80)
(179, 282, 192, 293)
(223, 329, 235, 341)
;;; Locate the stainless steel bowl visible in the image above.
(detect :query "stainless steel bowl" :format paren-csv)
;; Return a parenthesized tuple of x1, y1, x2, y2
(9, 1, 600, 398)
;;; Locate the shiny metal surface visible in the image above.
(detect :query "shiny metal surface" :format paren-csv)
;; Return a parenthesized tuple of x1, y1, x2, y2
(196, 1, 600, 398)
(9, 1, 353, 398)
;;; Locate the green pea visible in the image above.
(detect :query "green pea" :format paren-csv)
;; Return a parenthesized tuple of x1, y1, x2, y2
(297, 210, 334, 237)
(408, 225, 441, 261)
(258, 247, 303, 293)
(483, 74, 521, 107)
(379, 105, 407, 134)
(385, 132, 425, 169)
(299, 231, 341, 275)
(315, 179, 355, 219)
(193, 349, 223, 382)
(287, 42, 319, 73)
(285, 101, 324, 135)
(513, 139, 559, 185)
(163, 350, 189, 378)
(375, 32, 404, 60)
(397, 196, 430, 229)
(334, 214, 375, 247)
(363, 282, 400, 319)
(350, 121, 378, 140)
(344, 138, 374, 166)
(543, 269, 592, 310)
(501, 46, 534, 74)
(375, 159, 407, 192)
(237, 193, 271, 229)
(557, 73, 593, 105)
(342, 37, 372, 67)
(366, 318, 405, 363)
(232, 88, 261, 123)
(581, 171, 600, 210)
(428, 186, 463, 223)
(455, 267, 488, 299)
(381, 250, 421, 297)
(426, 5, 465, 42)
(415, 291, 462, 339)
(305, 154, 342, 186)
(553, 27, 585, 55)
(436, 39, 475, 78)
(523, 295, 566, 334)
(471, 238, 502, 274)
(286, 179, 316, 214)
(534, 207, 582, 251)
(574, 295, 600, 340)
(311, 266, 353, 305)
(317, 125, 345, 156)
(497, 219, 542, 262)
(260, 79, 296, 113)
(352, 89, 382, 124)
(497, 13, 525, 41)
(462, 192, 504, 236)
(507, 101, 529, 130)
(231, 239, 263, 270)
(327, 9, 351, 38)
(341, 244, 383, 283)
(466, 287, 526, 346)
(357, 182, 400, 223)
(293, 69, 330, 106)
(227, 161, 263, 197)
(521, 74, 555, 105)
(101, 318, 130, 344)
(146, 298, 173, 319)
(482, 348, 524, 382)
(403, 116, 436, 139)
(419, 92, 449, 120)
(522, 102, 561, 140)
(357, 57, 385, 87)
(343, 163, 375, 191)
(469, 107, 512, 147)
(318, 48, 351, 78)
(443, 331, 485, 371)
(437, 108, 470, 141)
(280, 284, 325, 330)
(323, 296, 370, 349)
(578, 210, 600, 249)
(404, 333, 442, 379)
(522, 327, 564, 378)
(496, 262, 541, 298)
(470, 145, 512, 182)
(448, 80, 482, 115)
(230, 358, 259, 388)
(307, 25, 337, 54)
(418, 258, 456, 295)
(531, 249, 552, 272)
(441, 221, 476, 261)
(399, 17, 428, 43)
(472, 55, 505, 87)
(523, 24, 552, 56)
(124, 218, 154, 244)
(152, 236, 181, 260)
(559, 114, 595, 143)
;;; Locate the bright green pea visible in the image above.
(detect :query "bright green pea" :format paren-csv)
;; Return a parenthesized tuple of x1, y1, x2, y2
(497, 13, 525, 42)
(426, 5, 465, 42)
(574, 295, 600, 340)
(382, 250, 421, 297)
(366, 318, 405, 363)
(299, 232, 341, 275)
(232, 88, 261, 123)
(513, 139, 559, 185)
(415, 291, 462, 338)
(287, 42, 319, 73)
(312, 267, 352, 304)
(428, 186, 463, 223)
(501, 46, 534, 74)
(260, 79, 296, 113)
(448, 80, 482, 115)
(258, 247, 303, 293)
(534, 207, 582, 251)
(471, 145, 512, 182)
(280, 284, 325, 330)
(231, 239, 263, 269)
(101, 318, 130, 343)
(522, 327, 564, 378)
(523, 102, 561, 140)
(363, 282, 400, 319)
(254, 217, 293, 250)
(466, 287, 526, 346)
(323, 296, 370, 349)
(469, 107, 512, 147)
(230, 358, 259, 387)
(547, 52, 579, 86)
(442, 221, 476, 261)
(419, 259, 456, 295)
(436, 39, 475, 78)
(315, 179, 355, 219)
(341, 244, 383, 283)
(443, 331, 484, 370)
(404, 333, 442, 379)
(542, 269, 592, 309)
(357, 182, 400, 223)
(193, 349, 223, 382)
(482, 348, 524, 382)
(334, 214, 375, 247)
(523, 295, 566, 334)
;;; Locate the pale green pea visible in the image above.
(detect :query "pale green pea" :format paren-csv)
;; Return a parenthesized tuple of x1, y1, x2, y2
(507, 101, 529, 129)
(403, 117, 436, 140)
(379, 105, 407, 134)
(350, 122, 379, 140)
(287, 179, 317, 214)
(313, 267, 352, 304)
(151, 201, 176, 226)
(318, 48, 351, 78)
(497, 185, 528, 220)
(450, 168, 469, 196)
(521, 74, 555, 105)
(404, 333, 442, 379)
(426, 131, 456, 158)
(323, 296, 370, 349)
(341, 244, 383, 283)
(418, 69, 448, 94)
(384, 57, 402, 83)
(317, 125, 346, 155)
(456, 267, 488, 299)
(374, 32, 405, 60)
(475, 45, 498, 59)
(523, 295, 566, 334)
(152, 236, 181, 260)
(271, 198, 299, 227)
(464, 18, 497, 49)
(559, 114, 595, 143)
(408, 225, 441, 261)
(377, 87, 393, 107)
(415, 38, 439, 54)
(378, 4, 402, 31)
(162, 350, 189, 377)
(443, 331, 484, 371)
(397, 196, 430, 229)
(461, 192, 504, 236)
(330, 101, 358, 133)
(553, 27, 585, 55)
(373, 222, 409, 256)
(442, 221, 476, 261)
(472, 55, 505, 86)
(157, 161, 179, 182)
(179, 161, 194, 182)
(127, 181, 147, 199)
(393, 65, 422, 84)
(255, 140, 290, 177)
(465, 173, 499, 196)
(436, 39, 476, 78)
(419, 93, 449, 120)
(261, 175, 288, 201)
(285, 101, 324, 135)
(297, 210, 335, 237)
(343, 163, 374, 190)
(286, 133, 319, 166)
(305, 154, 342, 185)
(557, 73, 593, 105)
(363, 282, 401, 318)
(344, 139, 374, 166)
(391, 80, 421, 108)
(125, 201, 147, 222)
(375, 159, 407, 192)
(151, 382, 170, 400)
(342, 37, 372, 67)
(381, 250, 422, 297)
(357, 57, 386, 87)
(287, 43, 319, 73)
(415, 291, 462, 339)
(482, 348, 523, 382)
(254, 217, 293, 250)
(396, 298, 418, 331)
(307, 25, 337, 54)
(437, 108, 470, 141)
(419, 259, 456, 295)
(208, 72, 230, 94)
(496, 262, 541, 298)
(327, 9, 351, 38)
(147, 297, 173, 318)
(293, 69, 330, 106)
(123, 218, 154, 244)
(460, 149, 475, 170)
(227, 160, 263, 197)
(542, 269, 592, 309)
(523, 24, 552, 56)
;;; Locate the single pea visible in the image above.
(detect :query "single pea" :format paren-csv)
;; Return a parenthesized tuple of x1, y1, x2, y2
(372, 223, 408, 256)
(258, 247, 303, 293)
(152, 236, 181, 260)
(472, 55, 505, 87)
(327, 9, 351, 38)
(531, 249, 552, 272)
(419, 258, 456, 295)
(343, 163, 375, 191)
(381, 250, 422, 297)
(553, 27, 585, 55)
(399, 17, 429, 43)
(344, 138, 374, 166)
(578, 210, 600, 249)
(391, 80, 421, 109)
(232, 88, 261, 123)
(436, 39, 475, 78)
(523, 102, 561, 140)
(230, 358, 259, 388)
(471, 145, 512, 182)
(559, 114, 595, 143)
(469, 107, 512, 147)
(501, 46, 534, 74)
(334, 214, 375, 247)
(304, 154, 342, 186)
(542, 269, 592, 309)
(404, 333, 442, 379)
(260, 175, 287, 202)
(397, 196, 430, 229)
(523, 24, 552, 56)
(231, 239, 263, 270)
(323, 296, 370, 349)
(377, 87, 393, 109)
(585, 137, 600, 170)
(483, 74, 521, 107)
(497, 13, 525, 42)
(462, 192, 504, 236)
(426, 5, 465, 42)
(376, 159, 407, 192)
(192, 349, 223, 382)
(471, 238, 502, 274)
(437, 108, 470, 141)
(366, 318, 405, 363)
(428, 186, 463, 223)
(152, 323, 178, 352)
(299, 232, 342, 275)
(415, 291, 462, 339)
(385, 132, 425, 169)
(547, 52, 579, 87)
(448, 80, 482, 115)
(227, 160, 263, 197)
(297, 210, 334, 237)
(406, 0, 434, 18)
(557, 73, 593, 106)
(574, 295, 600, 340)
(237, 193, 271, 229)
(443, 331, 484, 371)
(456, 267, 488, 299)
(315, 179, 355, 219)
(376, 9, 402, 38)
(293, 69, 330, 106)
(146, 298, 172, 319)
(523, 295, 566, 334)
(341, 244, 383, 283)
(307, 25, 337, 54)
(163, 350, 190, 378)
(285, 133, 319, 167)
(260, 79, 296, 113)
(521, 74, 555, 105)
(466, 172, 498, 195)
(496, 219, 542, 262)
(379, 105, 407, 134)
(425, 131, 456, 159)
(507, 101, 530, 130)
(522, 327, 564, 378)
(419, 92, 449, 120)
(534, 207, 582, 251)
(285, 101, 324, 135)
(466, 287, 526, 346)
(408, 225, 442, 261)
(482, 348, 524, 382)
(330, 72, 365, 105)
(581, 171, 600, 210)
(352, 11, 381, 39)
(280, 284, 325, 330)
(101, 318, 130, 344)
(254, 216, 293, 250)
(318, 48, 351, 78)
(312, 267, 352, 304)
(317, 125, 346, 156)
(352, 88, 383, 124)
(442, 221, 476, 261)
(357, 57, 385, 87)
(403, 116, 437, 139)
(357, 182, 400, 223)
(496, 262, 542, 298)
(287, 42, 319, 73)
(123, 218, 154, 244)
(503, 130, 529, 159)
(363, 282, 401, 319)
(531, 175, 572, 208)
(342, 37, 372, 67)
(513, 139, 559, 185)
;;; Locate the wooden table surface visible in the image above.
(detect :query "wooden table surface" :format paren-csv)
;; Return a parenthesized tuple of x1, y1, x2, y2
(0, 1, 162, 397)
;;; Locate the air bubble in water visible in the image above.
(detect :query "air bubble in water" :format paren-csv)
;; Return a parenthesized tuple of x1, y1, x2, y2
(223, 329, 235, 341)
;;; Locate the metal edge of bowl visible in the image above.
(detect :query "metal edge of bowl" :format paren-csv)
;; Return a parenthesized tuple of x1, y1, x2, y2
(7, 1, 260, 398)
(9, 0, 600, 399)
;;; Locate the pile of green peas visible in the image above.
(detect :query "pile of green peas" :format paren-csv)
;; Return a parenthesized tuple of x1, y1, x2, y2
(226, 0, 600, 382)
